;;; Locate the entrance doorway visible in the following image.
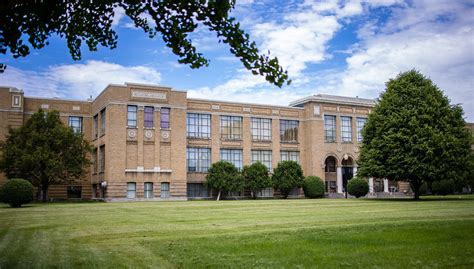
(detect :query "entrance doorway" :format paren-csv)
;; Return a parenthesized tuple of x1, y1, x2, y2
(341, 157, 354, 192)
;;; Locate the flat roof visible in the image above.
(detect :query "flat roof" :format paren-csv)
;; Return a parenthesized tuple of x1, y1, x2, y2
(289, 94, 376, 107)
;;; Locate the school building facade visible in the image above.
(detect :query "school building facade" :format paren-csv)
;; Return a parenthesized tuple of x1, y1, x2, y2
(0, 83, 410, 200)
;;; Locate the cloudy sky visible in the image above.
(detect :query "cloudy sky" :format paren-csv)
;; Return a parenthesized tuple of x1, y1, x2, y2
(1, 0, 473, 120)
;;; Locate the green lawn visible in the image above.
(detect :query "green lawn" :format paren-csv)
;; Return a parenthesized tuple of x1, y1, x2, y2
(1, 196, 474, 269)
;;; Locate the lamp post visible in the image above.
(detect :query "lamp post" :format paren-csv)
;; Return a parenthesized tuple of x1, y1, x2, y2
(100, 181, 107, 199)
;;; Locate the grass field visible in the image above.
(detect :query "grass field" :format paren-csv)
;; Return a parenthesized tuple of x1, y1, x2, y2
(1, 196, 474, 268)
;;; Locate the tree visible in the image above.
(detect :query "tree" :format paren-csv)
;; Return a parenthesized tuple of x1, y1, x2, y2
(205, 161, 241, 201)
(0, 110, 91, 202)
(0, 1, 290, 87)
(357, 70, 472, 200)
(242, 161, 271, 199)
(272, 161, 304, 199)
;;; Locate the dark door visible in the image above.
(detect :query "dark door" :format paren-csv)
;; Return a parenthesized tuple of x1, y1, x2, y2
(342, 167, 353, 192)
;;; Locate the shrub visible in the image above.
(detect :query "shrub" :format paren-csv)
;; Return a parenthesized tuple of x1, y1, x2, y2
(347, 178, 369, 198)
(205, 161, 242, 201)
(0, 178, 34, 207)
(419, 182, 428, 195)
(303, 176, 325, 198)
(272, 161, 304, 199)
(432, 179, 455, 196)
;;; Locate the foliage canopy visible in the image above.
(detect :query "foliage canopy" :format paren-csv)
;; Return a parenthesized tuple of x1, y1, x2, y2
(272, 161, 304, 199)
(0, 1, 290, 87)
(205, 160, 242, 200)
(357, 70, 472, 200)
(242, 161, 271, 199)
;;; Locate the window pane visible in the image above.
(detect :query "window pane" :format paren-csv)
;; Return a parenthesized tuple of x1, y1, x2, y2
(161, 182, 170, 198)
(187, 148, 211, 172)
(341, 116, 352, 142)
(160, 108, 170, 128)
(221, 116, 242, 140)
(280, 120, 299, 142)
(127, 182, 136, 198)
(357, 117, 367, 142)
(324, 115, 336, 142)
(187, 113, 211, 138)
(69, 116, 83, 134)
(127, 105, 137, 127)
(251, 150, 272, 171)
(221, 149, 243, 170)
(144, 106, 154, 128)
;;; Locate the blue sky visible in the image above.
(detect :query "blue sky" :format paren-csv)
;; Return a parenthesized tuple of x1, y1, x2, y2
(1, 0, 473, 121)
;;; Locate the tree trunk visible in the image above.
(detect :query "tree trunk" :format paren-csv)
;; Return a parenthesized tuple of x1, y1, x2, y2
(42, 185, 49, 202)
(216, 190, 221, 201)
(251, 191, 256, 199)
(411, 180, 421, 200)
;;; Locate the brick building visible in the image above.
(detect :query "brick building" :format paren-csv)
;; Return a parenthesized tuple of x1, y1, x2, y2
(0, 83, 410, 200)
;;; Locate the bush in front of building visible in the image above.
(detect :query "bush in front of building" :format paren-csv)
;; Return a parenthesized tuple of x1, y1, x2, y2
(432, 179, 455, 196)
(242, 162, 271, 199)
(205, 161, 242, 201)
(272, 161, 304, 199)
(303, 176, 325, 198)
(347, 178, 369, 198)
(0, 178, 34, 207)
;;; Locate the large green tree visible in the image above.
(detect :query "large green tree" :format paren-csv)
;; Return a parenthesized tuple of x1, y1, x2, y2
(205, 160, 242, 201)
(357, 70, 473, 200)
(0, 1, 289, 87)
(242, 161, 271, 199)
(272, 161, 304, 199)
(0, 110, 91, 201)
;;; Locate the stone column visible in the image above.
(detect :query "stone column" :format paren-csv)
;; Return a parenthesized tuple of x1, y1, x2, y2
(383, 178, 389, 193)
(369, 177, 374, 193)
(337, 166, 343, 193)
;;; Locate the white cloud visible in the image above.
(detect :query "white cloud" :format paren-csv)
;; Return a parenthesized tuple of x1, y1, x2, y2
(1, 61, 161, 99)
(329, 0, 474, 119)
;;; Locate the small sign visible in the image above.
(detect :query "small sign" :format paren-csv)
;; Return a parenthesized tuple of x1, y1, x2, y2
(132, 90, 166, 100)
(72, 106, 80, 111)
(212, 105, 220, 110)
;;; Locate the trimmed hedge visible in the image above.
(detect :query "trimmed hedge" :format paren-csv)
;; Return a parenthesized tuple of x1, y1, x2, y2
(0, 178, 34, 207)
(432, 179, 455, 196)
(303, 176, 325, 198)
(347, 178, 369, 198)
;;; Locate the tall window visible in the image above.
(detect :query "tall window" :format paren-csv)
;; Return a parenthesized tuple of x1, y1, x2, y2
(92, 148, 98, 173)
(100, 108, 106, 135)
(187, 113, 211, 138)
(357, 117, 367, 142)
(341, 116, 352, 142)
(187, 183, 209, 198)
(144, 106, 154, 128)
(127, 105, 137, 127)
(187, 148, 211, 172)
(127, 182, 136, 198)
(160, 108, 170, 128)
(93, 114, 98, 138)
(99, 145, 105, 173)
(251, 118, 272, 141)
(325, 157, 336, 172)
(144, 182, 153, 198)
(161, 182, 170, 198)
(252, 150, 272, 171)
(280, 151, 299, 164)
(280, 120, 298, 142)
(324, 115, 336, 142)
(68, 116, 82, 134)
(221, 149, 243, 170)
(221, 116, 243, 140)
